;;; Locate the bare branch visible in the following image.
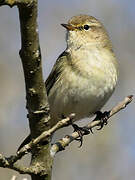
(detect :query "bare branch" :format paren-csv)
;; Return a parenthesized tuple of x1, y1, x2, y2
(0, 154, 37, 175)
(11, 175, 17, 180)
(0, 111, 75, 174)
(0, 0, 53, 178)
(0, 95, 133, 174)
(16, 95, 133, 158)
(14, 114, 75, 163)
(0, 0, 32, 7)
(0, 0, 133, 178)
(50, 95, 133, 156)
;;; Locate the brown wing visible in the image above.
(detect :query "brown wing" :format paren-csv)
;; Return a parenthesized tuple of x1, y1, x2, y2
(45, 51, 69, 95)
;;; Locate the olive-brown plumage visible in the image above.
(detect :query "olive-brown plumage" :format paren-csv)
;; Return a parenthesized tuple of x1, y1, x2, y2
(46, 15, 118, 126)
(18, 15, 118, 151)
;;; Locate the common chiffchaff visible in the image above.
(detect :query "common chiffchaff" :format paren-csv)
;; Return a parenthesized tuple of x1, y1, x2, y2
(46, 14, 118, 126)
(18, 15, 118, 150)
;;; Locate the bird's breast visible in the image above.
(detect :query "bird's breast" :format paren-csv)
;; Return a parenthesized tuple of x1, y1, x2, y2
(49, 48, 118, 124)
(68, 47, 118, 97)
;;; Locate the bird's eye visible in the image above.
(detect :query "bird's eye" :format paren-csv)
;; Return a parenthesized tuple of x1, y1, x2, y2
(83, 25, 90, 30)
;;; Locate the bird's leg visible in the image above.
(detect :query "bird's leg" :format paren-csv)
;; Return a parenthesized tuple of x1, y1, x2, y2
(94, 111, 110, 130)
(61, 114, 91, 147)
(61, 114, 66, 119)
(72, 124, 90, 147)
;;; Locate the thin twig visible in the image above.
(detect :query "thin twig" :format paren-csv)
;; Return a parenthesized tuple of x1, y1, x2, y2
(0, 114, 75, 174)
(11, 175, 17, 180)
(16, 114, 75, 160)
(0, 154, 36, 175)
(50, 95, 133, 157)
(0, 95, 133, 174)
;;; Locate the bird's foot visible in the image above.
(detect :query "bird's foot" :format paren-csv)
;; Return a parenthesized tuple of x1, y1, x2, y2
(94, 111, 110, 130)
(72, 124, 90, 147)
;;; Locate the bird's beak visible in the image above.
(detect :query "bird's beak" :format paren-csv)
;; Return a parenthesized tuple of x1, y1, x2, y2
(61, 24, 76, 31)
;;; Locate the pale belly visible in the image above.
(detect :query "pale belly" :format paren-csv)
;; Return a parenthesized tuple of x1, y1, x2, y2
(48, 68, 117, 125)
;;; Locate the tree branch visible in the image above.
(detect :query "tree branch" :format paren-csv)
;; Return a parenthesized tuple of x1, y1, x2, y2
(0, 0, 53, 179)
(0, 153, 48, 175)
(0, 0, 133, 179)
(50, 95, 133, 156)
(0, 0, 32, 7)
(0, 96, 133, 174)
(15, 114, 75, 159)
(18, 0, 53, 178)
(0, 114, 76, 167)
(0, 154, 37, 175)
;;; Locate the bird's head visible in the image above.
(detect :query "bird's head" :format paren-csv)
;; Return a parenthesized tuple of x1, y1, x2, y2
(61, 15, 111, 50)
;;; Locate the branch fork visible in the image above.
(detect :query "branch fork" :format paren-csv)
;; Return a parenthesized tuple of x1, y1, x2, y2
(0, 0, 133, 178)
(0, 95, 133, 175)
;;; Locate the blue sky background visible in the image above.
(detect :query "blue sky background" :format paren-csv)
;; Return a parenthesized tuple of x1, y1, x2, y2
(0, 0, 135, 179)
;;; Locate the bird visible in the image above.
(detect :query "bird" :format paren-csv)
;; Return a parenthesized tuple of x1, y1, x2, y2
(46, 14, 118, 126)
(18, 14, 118, 150)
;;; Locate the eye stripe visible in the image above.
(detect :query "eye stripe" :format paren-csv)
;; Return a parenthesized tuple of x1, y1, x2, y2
(78, 26, 83, 30)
